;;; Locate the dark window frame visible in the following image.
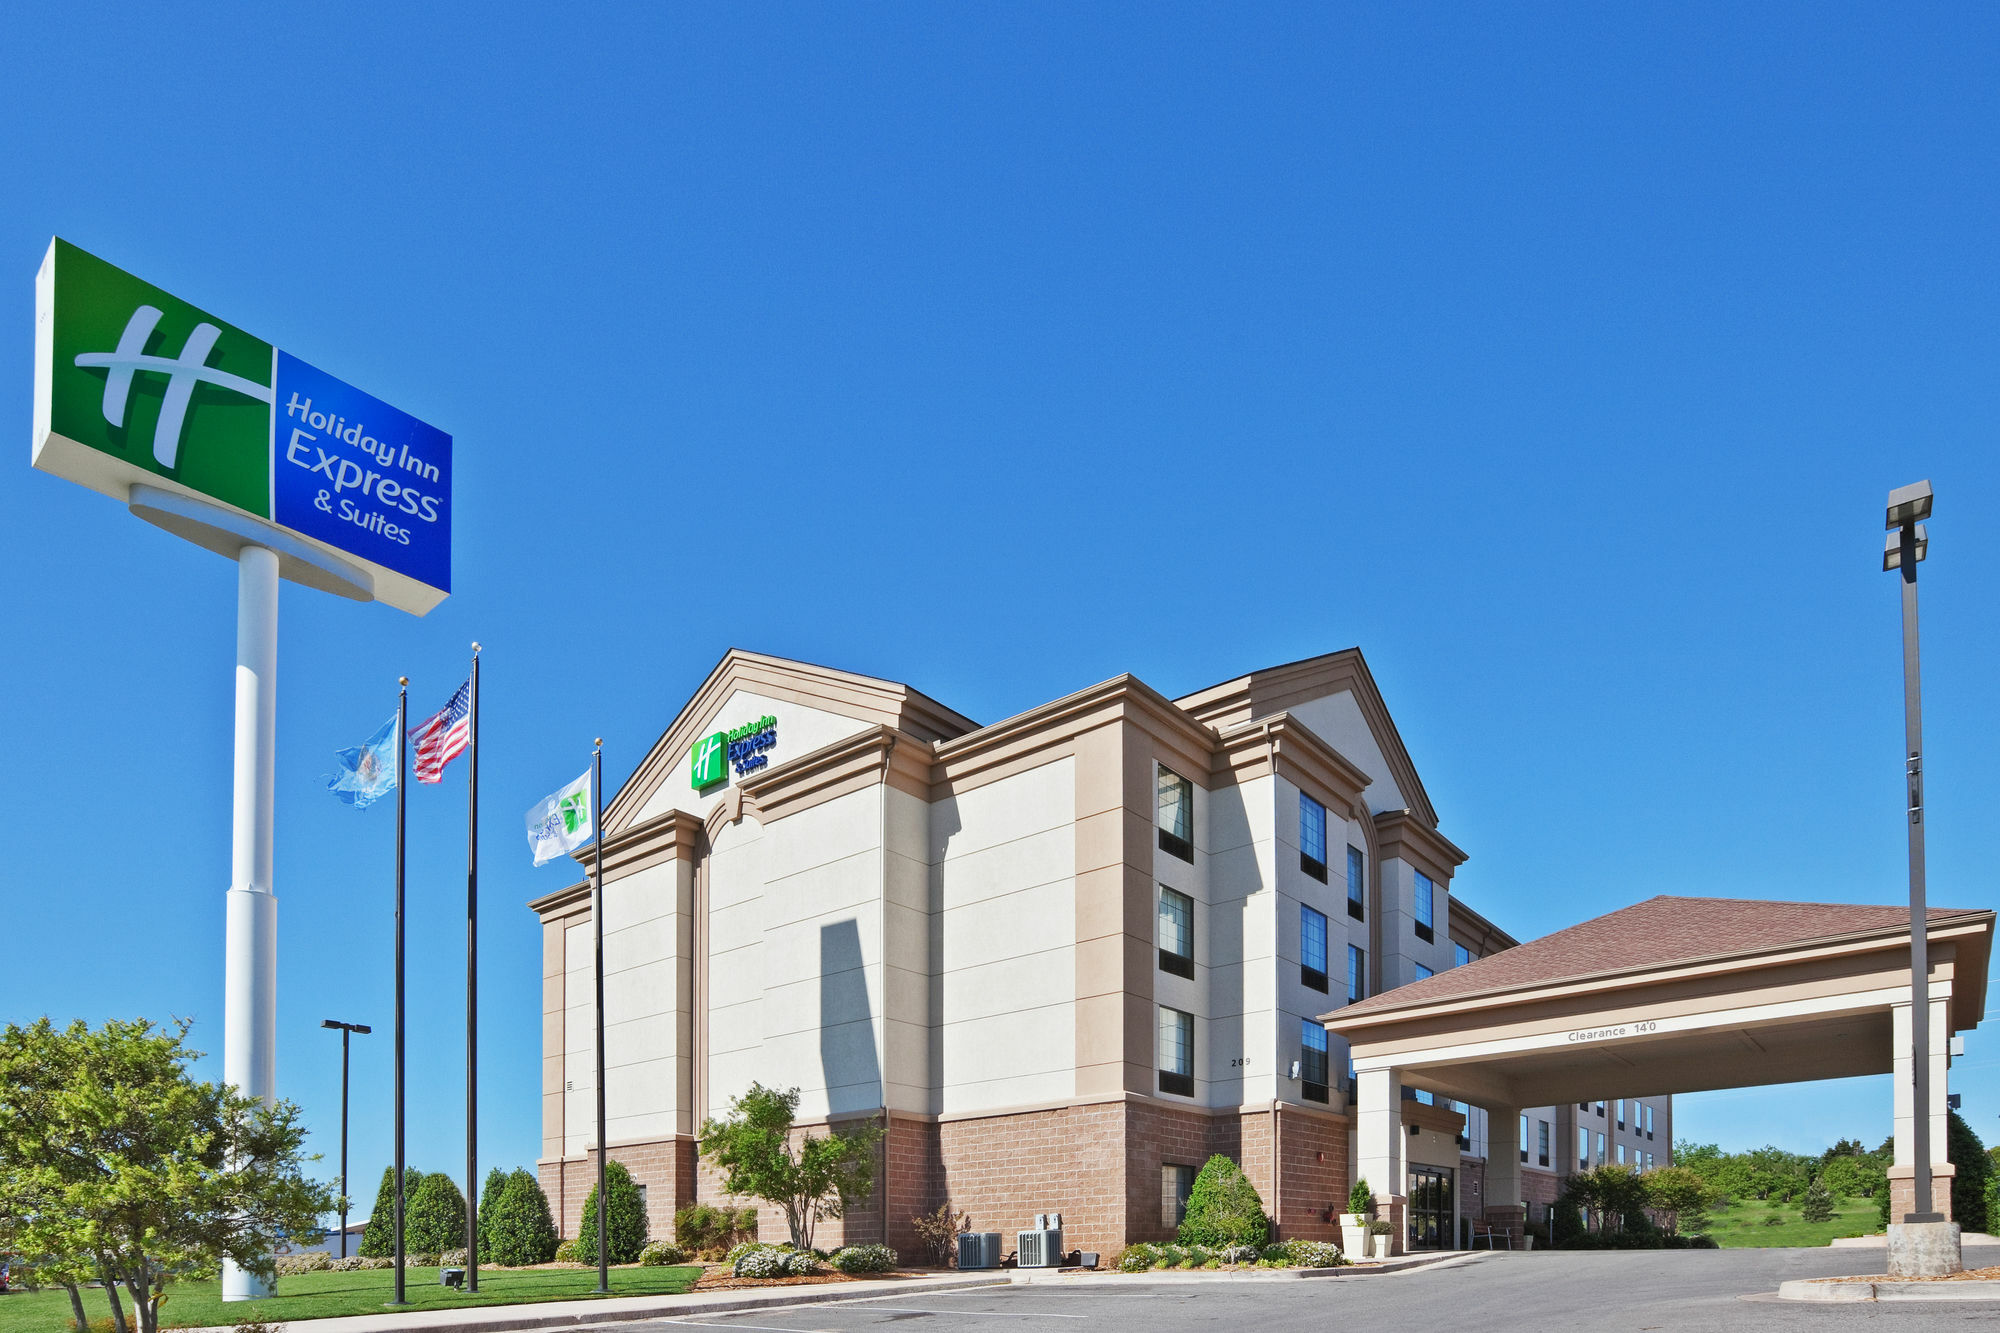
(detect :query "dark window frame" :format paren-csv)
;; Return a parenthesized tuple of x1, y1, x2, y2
(1299, 792, 1328, 882)
(1157, 886, 1194, 979)
(1157, 767, 1194, 863)
(1346, 846, 1365, 920)
(1300, 904, 1329, 993)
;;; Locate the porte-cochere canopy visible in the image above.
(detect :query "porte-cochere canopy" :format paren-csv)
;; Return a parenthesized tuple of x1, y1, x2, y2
(1322, 896, 1993, 1251)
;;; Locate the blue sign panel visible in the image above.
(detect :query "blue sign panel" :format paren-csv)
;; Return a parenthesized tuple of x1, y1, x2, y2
(271, 352, 452, 593)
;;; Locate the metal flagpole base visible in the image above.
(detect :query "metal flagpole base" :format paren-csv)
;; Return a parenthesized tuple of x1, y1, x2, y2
(222, 545, 279, 1302)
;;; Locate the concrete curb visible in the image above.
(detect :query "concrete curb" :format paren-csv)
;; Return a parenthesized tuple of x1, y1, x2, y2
(257, 1275, 1012, 1333)
(1005, 1251, 1472, 1285)
(1777, 1277, 2000, 1303)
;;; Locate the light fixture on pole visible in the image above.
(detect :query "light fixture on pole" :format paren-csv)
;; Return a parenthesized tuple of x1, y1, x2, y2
(1881, 478, 1959, 1276)
(320, 1020, 372, 1259)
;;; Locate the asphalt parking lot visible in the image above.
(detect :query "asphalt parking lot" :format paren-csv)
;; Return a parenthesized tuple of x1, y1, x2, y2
(622, 1245, 2000, 1333)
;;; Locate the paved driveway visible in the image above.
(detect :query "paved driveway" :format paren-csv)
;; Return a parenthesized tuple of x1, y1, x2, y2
(622, 1245, 2000, 1333)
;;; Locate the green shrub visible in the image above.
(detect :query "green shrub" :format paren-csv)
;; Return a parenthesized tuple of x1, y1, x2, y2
(1115, 1243, 1157, 1272)
(675, 1202, 755, 1258)
(1176, 1155, 1271, 1249)
(553, 1238, 585, 1264)
(726, 1239, 773, 1265)
(1762, 1214, 1785, 1226)
(405, 1174, 468, 1256)
(1218, 1244, 1260, 1264)
(1348, 1178, 1374, 1218)
(734, 1246, 790, 1278)
(783, 1250, 822, 1275)
(1154, 1242, 1187, 1268)
(638, 1241, 688, 1266)
(829, 1244, 897, 1273)
(409, 1251, 440, 1266)
(359, 1167, 424, 1258)
(477, 1167, 508, 1257)
(1949, 1111, 1992, 1232)
(487, 1169, 561, 1266)
(575, 1160, 649, 1264)
(1800, 1177, 1834, 1224)
(1284, 1239, 1346, 1268)
(1258, 1242, 1291, 1263)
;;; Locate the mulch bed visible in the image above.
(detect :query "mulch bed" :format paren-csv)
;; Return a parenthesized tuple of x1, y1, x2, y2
(691, 1266, 936, 1292)
(1828, 1265, 2000, 1284)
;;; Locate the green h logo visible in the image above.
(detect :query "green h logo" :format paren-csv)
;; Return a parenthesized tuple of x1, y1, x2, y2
(690, 732, 726, 789)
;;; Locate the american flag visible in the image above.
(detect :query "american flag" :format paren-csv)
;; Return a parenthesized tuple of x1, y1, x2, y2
(412, 679, 472, 784)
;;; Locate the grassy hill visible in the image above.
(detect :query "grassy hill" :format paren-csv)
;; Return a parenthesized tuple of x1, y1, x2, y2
(1703, 1196, 1878, 1248)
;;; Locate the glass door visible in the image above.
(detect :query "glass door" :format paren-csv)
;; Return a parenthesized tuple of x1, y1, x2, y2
(1407, 1167, 1454, 1250)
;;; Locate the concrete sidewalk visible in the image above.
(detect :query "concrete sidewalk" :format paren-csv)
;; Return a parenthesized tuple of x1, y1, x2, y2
(253, 1273, 1010, 1333)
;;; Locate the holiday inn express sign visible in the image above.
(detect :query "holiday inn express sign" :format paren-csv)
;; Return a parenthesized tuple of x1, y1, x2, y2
(32, 238, 451, 614)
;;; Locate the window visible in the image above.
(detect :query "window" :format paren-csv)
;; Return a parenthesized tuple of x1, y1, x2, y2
(1346, 846, 1365, 921)
(1300, 905, 1329, 992)
(1157, 767, 1193, 862)
(1615, 1144, 1625, 1165)
(1299, 1020, 1329, 1103)
(1595, 1100, 1605, 1117)
(1157, 887, 1194, 979)
(1538, 1120, 1551, 1167)
(1577, 1127, 1589, 1169)
(1616, 1099, 1625, 1130)
(1347, 945, 1366, 1003)
(1595, 1132, 1605, 1163)
(1157, 1006, 1193, 1097)
(1413, 871, 1435, 942)
(1518, 1114, 1528, 1163)
(1299, 793, 1328, 881)
(1454, 942, 1472, 968)
(1645, 1104, 1655, 1139)
(1162, 1163, 1195, 1227)
(1413, 962, 1434, 981)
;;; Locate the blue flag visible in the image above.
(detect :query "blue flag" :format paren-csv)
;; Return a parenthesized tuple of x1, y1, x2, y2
(325, 715, 400, 808)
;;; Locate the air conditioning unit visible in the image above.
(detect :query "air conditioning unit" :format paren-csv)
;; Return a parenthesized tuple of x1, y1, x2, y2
(957, 1231, 1003, 1270)
(1016, 1227, 1065, 1268)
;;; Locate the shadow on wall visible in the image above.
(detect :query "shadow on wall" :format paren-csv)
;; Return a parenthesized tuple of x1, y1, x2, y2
(821, 917, 883, 1117)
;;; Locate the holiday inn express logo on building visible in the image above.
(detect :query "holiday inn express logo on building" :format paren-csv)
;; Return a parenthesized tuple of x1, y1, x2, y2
(690, 715, 777, 788)
(690, 732, 727, 789)
(33, 239, 455, 614)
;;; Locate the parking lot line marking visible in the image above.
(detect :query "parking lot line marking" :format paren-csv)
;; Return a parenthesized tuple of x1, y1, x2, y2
(835, 1307, 1086, 1319)
(651, 1320, 836, 1332)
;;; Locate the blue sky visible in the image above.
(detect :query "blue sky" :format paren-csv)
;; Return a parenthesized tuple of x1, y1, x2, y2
(3, 4, 1996, 1212)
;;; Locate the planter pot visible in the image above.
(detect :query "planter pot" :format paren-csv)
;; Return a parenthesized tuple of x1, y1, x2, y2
(1368, 1235, 1392, 1260)
(1340, 1225, 1369, 1258)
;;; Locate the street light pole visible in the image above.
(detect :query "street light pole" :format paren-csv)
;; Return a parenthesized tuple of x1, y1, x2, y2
(321, 1020, 372, 1258)
(1882, 481, 1938, 1223)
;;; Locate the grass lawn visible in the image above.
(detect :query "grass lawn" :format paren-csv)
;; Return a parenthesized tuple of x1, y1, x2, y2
(0, 1265, 703, 1332)
(1706, 1196, 1880, 1248)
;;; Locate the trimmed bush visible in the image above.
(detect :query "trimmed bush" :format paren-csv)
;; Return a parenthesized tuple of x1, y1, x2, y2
(553, 1238, 585, 1264)
(575, 1160, 649, 1264)
(782, 1250, 822, 1275)
(734, 1246, 790, 1278)
(487, 1169, 561, 1267)
(675, 1202, 756, 1258)
(1218, 1244, 1260, 1264)
(1348, 1178, 1374, 1218)
(829, 1244, 896, 1274)
(274, 1252, 331, 1274)
(359, 1166, 424, 1258)
(1115, 1243, 1157, 1273)
(440, 1248, 469, 1267)
(1176, 1155, 1271, 1249)
(638, 1241, 688, 1266)
(477, 1166, 508, 1257)
(726, 1239, 772, 1265)
(409, 1252, 440, 1267)
(1283, 1239, 1346, 1268)
(405, 1173, 468, 1256)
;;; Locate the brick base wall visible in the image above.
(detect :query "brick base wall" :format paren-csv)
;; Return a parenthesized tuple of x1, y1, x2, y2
(1888, 1165, 1957, 1223)
(540, 1137, 697, 1244)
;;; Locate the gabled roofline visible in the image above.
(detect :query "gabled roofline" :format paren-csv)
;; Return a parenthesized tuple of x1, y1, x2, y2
(1173, 647, 1438, 827)
(604, 648, 978, 833)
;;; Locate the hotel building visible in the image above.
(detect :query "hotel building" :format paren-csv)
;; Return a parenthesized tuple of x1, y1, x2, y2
(529, 648, 1668, 1256)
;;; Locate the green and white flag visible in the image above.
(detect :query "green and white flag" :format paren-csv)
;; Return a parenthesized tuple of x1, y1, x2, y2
(525, 769, 592, 867)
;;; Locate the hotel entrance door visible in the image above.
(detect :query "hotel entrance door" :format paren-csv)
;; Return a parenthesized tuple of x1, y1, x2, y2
(1408, 1168, 1454, 1250)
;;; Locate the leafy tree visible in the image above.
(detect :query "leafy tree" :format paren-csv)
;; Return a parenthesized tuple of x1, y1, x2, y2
(574, 1160, 649, 1264)
(1574, 1165, 1648, 1232)
(1821, 1138, 1867, 1164)
(486, 1169, 560, 1266)
(1819, 1153, 1885, 1201)
(1948, 1111, 1991, 1233)
(477, 1167, 507, 1258)
(698, 1083, 881, 1251)
(405, 1173, 467, 1256)
(0, 1017, 331, 1333)
(1641, 1166, 1714, 1235)
(1176, 1155, 1271, 1249)
(1800, 1176, 1834, 1223)
(359, 1167, 423, 1258)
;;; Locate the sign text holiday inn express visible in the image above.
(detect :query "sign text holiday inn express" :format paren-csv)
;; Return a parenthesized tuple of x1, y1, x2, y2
(32, 239, 452, 614)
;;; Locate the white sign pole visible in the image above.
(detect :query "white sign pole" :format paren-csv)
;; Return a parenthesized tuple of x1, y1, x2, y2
(222, 544, 279, 1302)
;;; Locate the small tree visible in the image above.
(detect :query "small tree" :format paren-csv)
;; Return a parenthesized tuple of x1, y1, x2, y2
(405, 1173, 467, 1256)
(477, 1167, 508, 1258)
(910, 1201, 969, 1267)
(486, 1169, 560, 1266)
(1948, 1111, 1992, 1233)
(698, 1083, 881, 1252)
(1348, 1178, 1375, 1219)
(1800, 1176, 1834, 1224)
(1642, 1166, 1714, 1235)
(575, 1160, 648, 1264)
(1177, 1155, 1270, 1248)
(359, 1167, 422, 1258)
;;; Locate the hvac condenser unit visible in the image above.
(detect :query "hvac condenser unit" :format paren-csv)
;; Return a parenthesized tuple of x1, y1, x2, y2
(957, 1231, 1003, 1270)
(1016, 1227, 1065, 1268)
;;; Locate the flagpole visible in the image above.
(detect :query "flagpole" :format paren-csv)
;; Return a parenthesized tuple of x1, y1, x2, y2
(392, 679, 409, 1307)
(592, 739, 609, 1296)
(465, 645, 482, 1293)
